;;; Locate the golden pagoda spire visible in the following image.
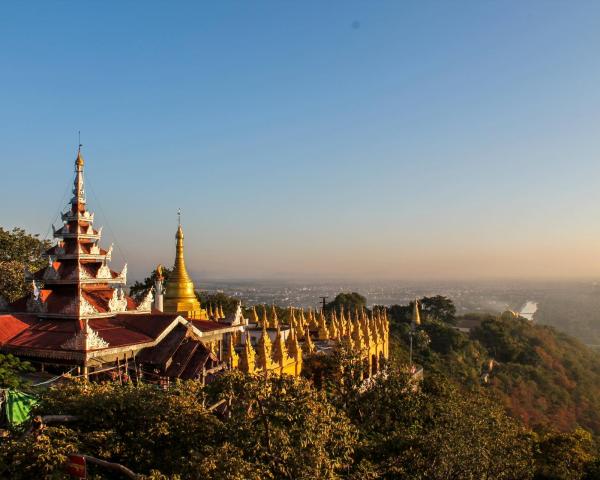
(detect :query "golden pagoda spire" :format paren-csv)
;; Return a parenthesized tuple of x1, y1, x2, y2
(224, 333, 239, 369)
(163, 216, 204, 319)
(330, 311, 339, 340)
(251, 305, 259, 325)
(352, 315, 364, 351)
(256, 322, 273, 374)
(303, 325, 315, 354)
(317, 309, 329, 341)
(270, 305, 279, 329)
(272, 325, 288, 367)
(262, 305, 269, 328)
(308, 308, 318, 330)
(218, 304, 225, 320)
(297, 308, 306, 340)
(239, 332, 256, 374)
(412, 299, 421, 326)
(287, 325, 303, 375)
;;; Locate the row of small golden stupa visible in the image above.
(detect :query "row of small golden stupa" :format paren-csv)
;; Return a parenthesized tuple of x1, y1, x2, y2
(223, 304, 390, 378)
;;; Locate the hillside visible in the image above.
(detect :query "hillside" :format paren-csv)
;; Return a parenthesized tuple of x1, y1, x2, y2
(390, 302, 600, 435)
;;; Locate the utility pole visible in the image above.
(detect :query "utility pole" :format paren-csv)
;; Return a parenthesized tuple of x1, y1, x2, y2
(319, 296, 328, 311)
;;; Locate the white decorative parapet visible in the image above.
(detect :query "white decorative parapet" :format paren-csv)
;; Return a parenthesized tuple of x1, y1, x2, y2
(108, 288, 128, 313)
(120, 264, 127, 284)
(136, 288, 154, 312)
(62, 321, 109, 351)
(97, 263, 113, 279)
(60, 296, 98, 316)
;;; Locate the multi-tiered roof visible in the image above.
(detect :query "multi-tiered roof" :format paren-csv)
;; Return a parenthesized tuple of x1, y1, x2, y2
(28, 149, 149, 318)
(0, 149, 240, 375)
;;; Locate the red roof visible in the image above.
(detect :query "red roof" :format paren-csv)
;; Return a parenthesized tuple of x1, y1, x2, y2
(190, 319, 232, 332)
(2, 313, 181, 352)
(0, 314, 37, 344)
(6, 320, 78, 349)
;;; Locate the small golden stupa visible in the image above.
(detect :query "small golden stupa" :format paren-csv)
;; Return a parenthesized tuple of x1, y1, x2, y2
(163, 215, 206, 320)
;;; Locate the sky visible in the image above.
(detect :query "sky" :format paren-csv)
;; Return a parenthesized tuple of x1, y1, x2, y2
(2, 1, 600, 282)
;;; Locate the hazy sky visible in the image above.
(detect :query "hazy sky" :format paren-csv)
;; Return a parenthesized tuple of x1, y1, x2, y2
(2, 1, 600, 282)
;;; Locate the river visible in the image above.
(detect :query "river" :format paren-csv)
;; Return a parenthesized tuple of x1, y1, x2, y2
(519, 301, 538, 321)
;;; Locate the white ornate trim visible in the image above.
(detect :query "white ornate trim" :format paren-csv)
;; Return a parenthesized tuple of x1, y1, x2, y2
(136, 288, 154, 312)
(90, 244, 100, 255)
(59, 296, 98, 316)
(108, 288, 128, 313)
(62, 322, 109, 351)
(80, 296, 98, 316)
(120, 264, 127, 284)
(97, 263, 112, 279)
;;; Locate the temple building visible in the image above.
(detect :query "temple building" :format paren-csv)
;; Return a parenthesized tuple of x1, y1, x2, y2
(0, 150, 240, 383)
(0, 148, 390, 384)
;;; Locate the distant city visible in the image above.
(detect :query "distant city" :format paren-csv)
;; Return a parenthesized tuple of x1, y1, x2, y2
(194, 277, 555, 314)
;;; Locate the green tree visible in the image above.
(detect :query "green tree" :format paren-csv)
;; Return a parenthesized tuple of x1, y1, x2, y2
(206, 371, 357, 480)
(129, 266, 172, 301)
(534, 428, 596, 480)
(0, 353, 33, 389)
(197, 291, 241, 316)
(351, 372, 535, 480)
(0, 227, 50, 302)
(326, 292, 367, 312)
(420, 295, 457, 324)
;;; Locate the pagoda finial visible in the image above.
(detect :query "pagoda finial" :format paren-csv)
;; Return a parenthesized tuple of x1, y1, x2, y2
(75, 131, 84, 168)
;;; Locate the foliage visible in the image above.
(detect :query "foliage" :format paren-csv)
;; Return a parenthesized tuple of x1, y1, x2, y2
(1, 373, 357, 479)
(129, 266, 172, 301)
(325, 292, 367, 312)
(387, 295, 456, 328)
(0, 227, 50, 302)
(0, 425, 79, 480)
(534, 428, 597, 480)
(0, 353, 33, 389)
(197, 291, 241, 316)
(206, 371, 357, 479)
(349, 372, 535, 480)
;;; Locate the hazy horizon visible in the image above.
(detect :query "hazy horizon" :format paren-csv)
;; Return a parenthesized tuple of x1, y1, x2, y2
(3, 2, 600, 282)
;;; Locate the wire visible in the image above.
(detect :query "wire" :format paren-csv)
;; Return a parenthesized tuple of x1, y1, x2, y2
(42, 173, 72, 242)
(85, 175, 130, 271)
(31, 366, 78, 386)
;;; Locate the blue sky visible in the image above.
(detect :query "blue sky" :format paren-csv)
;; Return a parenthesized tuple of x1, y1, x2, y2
(2, 1, 600, 281)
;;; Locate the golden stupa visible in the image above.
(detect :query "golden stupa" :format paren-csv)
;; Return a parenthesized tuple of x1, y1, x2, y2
(163, 220, 206, 320)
